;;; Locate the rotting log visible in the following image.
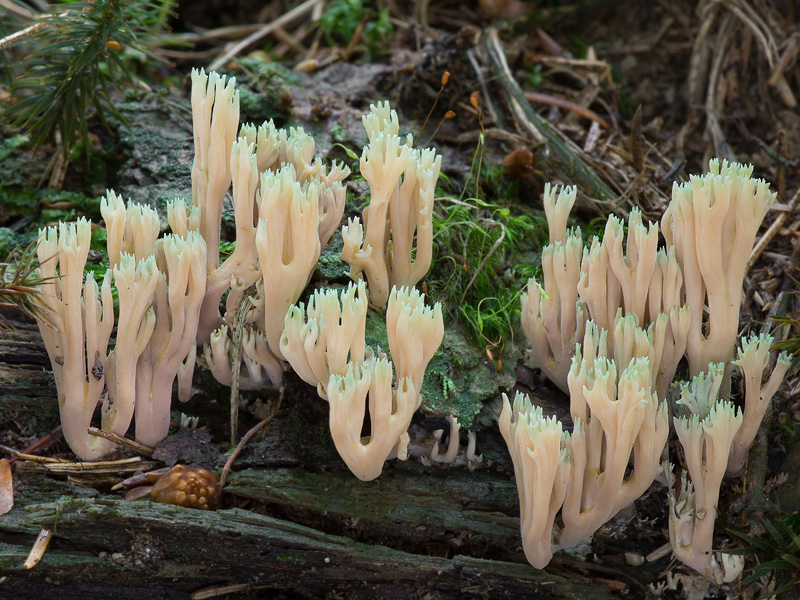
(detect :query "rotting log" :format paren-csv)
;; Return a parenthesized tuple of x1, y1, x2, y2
(0, 476, 620, 600)
(0, 314, 626, 599)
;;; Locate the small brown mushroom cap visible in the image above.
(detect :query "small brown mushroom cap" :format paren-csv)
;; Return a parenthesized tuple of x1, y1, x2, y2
(150, 465, 220, 510)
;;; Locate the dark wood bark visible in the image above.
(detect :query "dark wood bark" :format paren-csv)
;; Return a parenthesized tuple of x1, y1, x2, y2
(0, 314, 633, 599)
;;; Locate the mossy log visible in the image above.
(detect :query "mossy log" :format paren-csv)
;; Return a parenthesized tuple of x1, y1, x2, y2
(0, 316, 627, 599)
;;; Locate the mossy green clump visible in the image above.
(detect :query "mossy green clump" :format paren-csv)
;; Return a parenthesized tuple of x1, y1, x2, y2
(364, 310, 510, 429)
(419, 324, 514, 429)
(428, 195, 546, 356)
(0, 228, 26, 257)
(316, 232, 351, 280)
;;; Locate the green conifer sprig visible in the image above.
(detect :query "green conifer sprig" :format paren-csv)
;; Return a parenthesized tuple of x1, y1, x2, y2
(2, 0, 171, 156)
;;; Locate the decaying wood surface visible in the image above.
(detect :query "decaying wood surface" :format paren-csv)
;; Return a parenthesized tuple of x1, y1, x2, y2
(0, 317, 632, 599)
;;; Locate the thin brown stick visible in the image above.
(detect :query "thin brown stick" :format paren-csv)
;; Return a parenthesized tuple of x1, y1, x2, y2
(524, 91, 611, 129)
(768, 35, 799, 86)
(216, 414, 275, 509)
(341, 15, 367, 61)
(209, 0, 322, 70)
(88, 427, 155, 457)
(272, 25, 308, 55)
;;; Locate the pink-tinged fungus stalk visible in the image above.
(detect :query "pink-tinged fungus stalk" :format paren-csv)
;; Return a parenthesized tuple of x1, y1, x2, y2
(341, 101, 441, 308)
(103, 253, 159, 439)
(190, 68, 239, 278)
(520, 184, 584, 393)
(502, 319, 668, 567)
(134, 232, 208, 447)
(499, 392, 570, 569)
(558, 332, 668, 548)
(522, 184, 689, 399)
(203, 324, 282, 390)
(726, 334, 791, 477)
(255, 165, 322, 360)
(662, 159, 777, 376)
(196, 138, 261, 341)
(280, 281, 368, 399)
(34, 220, 116, 460)
(327, 356, 419, 481)
(520, 232, 585, 393)
(281, 284, 442, 479)
(669, 364, 745, 583)
(386, 286, 444, 397)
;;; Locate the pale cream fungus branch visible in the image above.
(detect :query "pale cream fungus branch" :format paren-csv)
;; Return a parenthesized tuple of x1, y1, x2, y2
(280, 281, 368, 400)
(669, 364, 745, 584)
(327, 356, 418, 481)
(341, 102, 441, 308)
(34, 220, 116, 460)
(662, 160, 777, 375)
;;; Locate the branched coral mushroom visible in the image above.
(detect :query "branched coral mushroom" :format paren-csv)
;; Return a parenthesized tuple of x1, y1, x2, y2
(508, 160, 788, 580)
(341, 102, 442, 308)
(282, 284, 443, 479)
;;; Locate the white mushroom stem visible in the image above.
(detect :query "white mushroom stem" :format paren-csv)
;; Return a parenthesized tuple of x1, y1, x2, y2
(466, 431, 483, 464)
(669, 364, 744, 583)
(431, 416, 461, 463)
(327, 356, 418, 481)
(726, 335, 791, 477)
(34, 220, 116, 460)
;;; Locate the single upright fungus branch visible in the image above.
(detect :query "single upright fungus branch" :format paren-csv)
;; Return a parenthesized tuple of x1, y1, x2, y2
(542, 181, 576, 245)
(499, 391, 570, 568)
(341, 101, 442, 307)
(34, 220, 116, 460)
(103, 252, 159, 440)
(135, 232, 208, 447)
(327, 355, 419, 481)
(520, 184, 585, 393)
(190, 68, 239, 275)
(558, 335, 668, 549)
(196, 138, 261, 341)
(255, 164, 322, 359)
(669, 364, 744, 583)
(726, 334, 791, 476)
(386, 286, 444, 396)
(280, 281, 368, 399)
(662, 159, 777, 375)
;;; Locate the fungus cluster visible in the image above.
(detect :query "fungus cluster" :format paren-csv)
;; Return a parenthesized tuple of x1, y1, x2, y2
(28, 67, 792, 585)
(510, 162, 790, 581)
(32, 69, 443, 483)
